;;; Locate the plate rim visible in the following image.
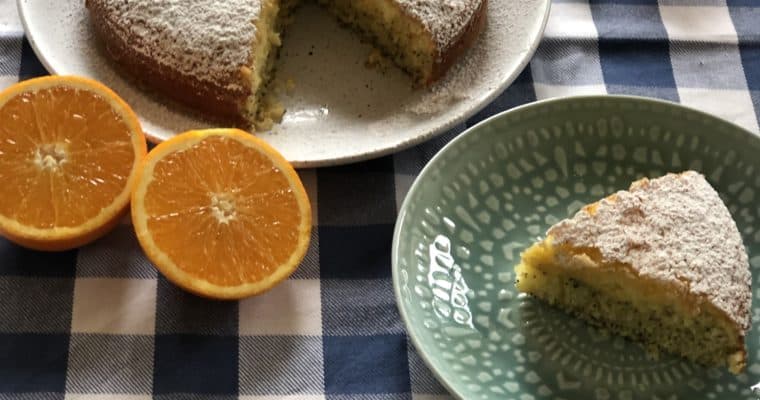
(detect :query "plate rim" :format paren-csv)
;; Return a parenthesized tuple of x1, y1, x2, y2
(390, 93, 760, 400)
(16, 0, 552, 168)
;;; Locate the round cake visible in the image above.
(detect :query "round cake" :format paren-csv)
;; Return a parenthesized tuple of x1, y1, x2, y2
(85, 0, 488, 129)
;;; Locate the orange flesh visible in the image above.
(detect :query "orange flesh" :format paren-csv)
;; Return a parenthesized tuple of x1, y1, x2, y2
(143, 135, 302, 286)
(0, 87, 136, 229)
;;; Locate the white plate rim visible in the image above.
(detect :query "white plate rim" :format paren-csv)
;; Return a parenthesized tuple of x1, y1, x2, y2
(17, 0, 551, 168)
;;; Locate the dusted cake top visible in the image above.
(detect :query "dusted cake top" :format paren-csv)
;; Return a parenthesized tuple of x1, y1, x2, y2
(87, 0, 262, 92)
(397, 0, 485, 56)
(548, 171, 752, 331)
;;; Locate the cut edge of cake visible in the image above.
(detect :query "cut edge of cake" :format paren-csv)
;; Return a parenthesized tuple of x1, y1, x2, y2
(243, 0, 293, 130)
(318, 0, 488, 86)
(515, 171, 752, 373)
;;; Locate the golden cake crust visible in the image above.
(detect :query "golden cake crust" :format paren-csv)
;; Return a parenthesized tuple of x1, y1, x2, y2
(390, 0, 488, 84)
(426, 0, 488, 85)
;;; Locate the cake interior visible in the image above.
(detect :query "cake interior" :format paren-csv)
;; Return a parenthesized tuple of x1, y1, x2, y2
(515, 237, 746, 373)
(243, 0, 290, 130)
(242, 0, 440, 128)
(317, 0, 437, 85)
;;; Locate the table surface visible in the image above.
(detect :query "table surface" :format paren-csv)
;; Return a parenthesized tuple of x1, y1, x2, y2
(1, 0, 760, 399)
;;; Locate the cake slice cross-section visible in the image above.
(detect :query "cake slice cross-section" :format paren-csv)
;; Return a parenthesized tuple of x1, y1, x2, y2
(515, 171, 752, 373)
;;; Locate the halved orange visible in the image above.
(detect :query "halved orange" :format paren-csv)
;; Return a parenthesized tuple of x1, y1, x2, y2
(131, 129, 312, 299)
(0, 76, 147, 251)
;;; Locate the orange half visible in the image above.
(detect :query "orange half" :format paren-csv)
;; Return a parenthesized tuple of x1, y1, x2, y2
(131, 129, 312, 299)
(0, 76, 147, 251)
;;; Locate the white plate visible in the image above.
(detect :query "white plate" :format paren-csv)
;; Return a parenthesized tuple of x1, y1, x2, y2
(18, 0, 550, 168)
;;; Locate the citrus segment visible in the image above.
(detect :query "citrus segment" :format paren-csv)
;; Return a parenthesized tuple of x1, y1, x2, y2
(131, 129, 312, 299)
(0, 76, 146, 250)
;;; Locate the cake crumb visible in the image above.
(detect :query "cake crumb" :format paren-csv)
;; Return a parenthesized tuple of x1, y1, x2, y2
(285, 78, 296, 93)
(404, 25, 483, 115)
(365, 48, 392, 72)
(255, 95, 286, 131)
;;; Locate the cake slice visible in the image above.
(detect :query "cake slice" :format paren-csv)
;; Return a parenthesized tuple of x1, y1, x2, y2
(515, 171, 752, 373)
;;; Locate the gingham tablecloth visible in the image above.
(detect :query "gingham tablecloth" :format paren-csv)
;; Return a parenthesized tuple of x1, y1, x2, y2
(1, 0, 759, 399)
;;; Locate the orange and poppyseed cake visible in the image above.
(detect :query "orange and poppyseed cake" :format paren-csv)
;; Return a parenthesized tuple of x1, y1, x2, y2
(85, 0, 487, 129)
(515, 171, 752, 373)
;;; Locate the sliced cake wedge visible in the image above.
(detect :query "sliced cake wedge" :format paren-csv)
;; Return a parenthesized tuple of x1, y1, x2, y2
(515, 171, 752, 373)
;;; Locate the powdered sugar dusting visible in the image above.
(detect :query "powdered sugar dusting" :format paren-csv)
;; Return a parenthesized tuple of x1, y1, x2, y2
(404, 53, 476, 114)
(549, 171, 752, 331)
(397, 0, 484, 55)
(90, 0, 261, 90)
(406, 0, 514, 115)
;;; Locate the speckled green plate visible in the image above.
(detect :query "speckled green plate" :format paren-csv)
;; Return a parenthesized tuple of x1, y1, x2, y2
(392, 95, 760, 400)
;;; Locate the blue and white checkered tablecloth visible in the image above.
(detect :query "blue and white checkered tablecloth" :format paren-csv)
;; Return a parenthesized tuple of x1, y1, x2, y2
(1, 0, 759, 398)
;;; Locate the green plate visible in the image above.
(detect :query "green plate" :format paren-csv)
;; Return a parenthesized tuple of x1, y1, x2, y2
(392, 95, 760, 400)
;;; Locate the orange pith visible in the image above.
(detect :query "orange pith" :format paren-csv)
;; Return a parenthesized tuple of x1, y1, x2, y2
(0, 76, 146, 251)
(131, 129, 312, 299)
